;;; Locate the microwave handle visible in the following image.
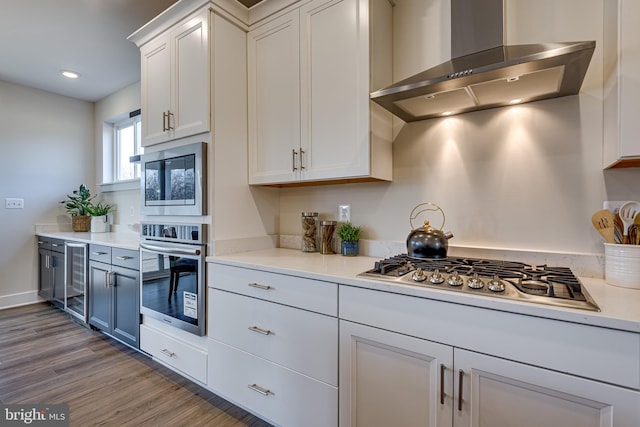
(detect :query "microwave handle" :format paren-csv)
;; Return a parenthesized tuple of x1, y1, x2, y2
(139, 242, 201, 256)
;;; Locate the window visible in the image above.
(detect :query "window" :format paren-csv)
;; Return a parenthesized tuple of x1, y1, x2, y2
(113, 113, 143, 181)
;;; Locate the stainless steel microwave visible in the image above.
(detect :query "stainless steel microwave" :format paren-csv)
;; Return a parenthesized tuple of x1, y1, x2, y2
(140, 142, 206, 216)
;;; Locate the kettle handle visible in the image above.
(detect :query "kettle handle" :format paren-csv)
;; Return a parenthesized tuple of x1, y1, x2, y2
(409, 202, 446, 231)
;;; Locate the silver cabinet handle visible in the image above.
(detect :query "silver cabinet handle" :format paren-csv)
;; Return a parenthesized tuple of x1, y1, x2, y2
(166, 110, 174, 130)
(248, 326, 272, 336)
(45, 255, 50, 269)
(160, 348, 175, 358)
(248, 383, 272, 396)
(51, 243, 60, 248)
(440, 364, 445, 405)
(92, 251, 108, 256)
(162, 111, 167, 132)
(115, 256, 133, 260)
(299, 148, 305, 170)
(248, 282, 273, 291)
(458, 369, 464, 411)
(104, 271, 110, 288)
(292, 149, 298, 171)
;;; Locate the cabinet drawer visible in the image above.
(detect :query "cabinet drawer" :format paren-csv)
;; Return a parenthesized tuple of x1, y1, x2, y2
(50, 238, 65, 253)
(208, 289, 337, 385)
(36, 236, 51, 250)
(111, 248, 139, 270)
(208, 339, 338, 427)
(89, 244, 112, 263)
(140, 324, 207, 384)
(208, 263, 337, 316)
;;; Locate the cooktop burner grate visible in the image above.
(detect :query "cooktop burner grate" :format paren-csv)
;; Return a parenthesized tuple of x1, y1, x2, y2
(360, 254, 600, 311)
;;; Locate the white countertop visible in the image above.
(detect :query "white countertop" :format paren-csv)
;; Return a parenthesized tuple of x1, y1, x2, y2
(207, 248, 640, 334)
(36, 231, 140, 251)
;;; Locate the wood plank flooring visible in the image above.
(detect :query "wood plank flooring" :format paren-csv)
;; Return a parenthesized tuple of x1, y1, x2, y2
(0, 303, 273, 427)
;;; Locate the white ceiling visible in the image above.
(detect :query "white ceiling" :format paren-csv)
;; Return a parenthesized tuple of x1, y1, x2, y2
(0, 0, 180, 102)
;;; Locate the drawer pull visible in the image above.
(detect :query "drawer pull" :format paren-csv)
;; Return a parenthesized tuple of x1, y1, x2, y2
(160, 348, 176, 358)
(115, 256, 133, 261)
(92, 251, 108, 256)
(248, 383, 272, 396)
(248, 282, 273, 291)
(248, 326, 273, 336)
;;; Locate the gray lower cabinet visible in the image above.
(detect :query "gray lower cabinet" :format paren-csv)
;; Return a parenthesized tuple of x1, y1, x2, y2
(37, 236, 65, 307)
(88, 245, 140, 349)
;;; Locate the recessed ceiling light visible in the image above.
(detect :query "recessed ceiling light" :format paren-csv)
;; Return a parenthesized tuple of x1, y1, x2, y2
(62, 70, 79, 79)
(442, 111, 453, 116)
(507, 76, 520, 83)
(509, 98, 522, 104)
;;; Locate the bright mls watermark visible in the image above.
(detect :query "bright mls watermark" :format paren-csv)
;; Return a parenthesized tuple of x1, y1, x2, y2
(1, 405, 69, 426)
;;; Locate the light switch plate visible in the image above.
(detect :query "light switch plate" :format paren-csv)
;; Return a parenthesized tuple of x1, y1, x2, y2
(5, 198, 24, 209)
(338, 204, 351, 222)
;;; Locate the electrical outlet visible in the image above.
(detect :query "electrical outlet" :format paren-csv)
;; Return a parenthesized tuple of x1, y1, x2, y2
(338, 204, 351, 222)
(5, 198, 24, 209)
(130, 206, 135, 217)
(604, 201, 625, 214)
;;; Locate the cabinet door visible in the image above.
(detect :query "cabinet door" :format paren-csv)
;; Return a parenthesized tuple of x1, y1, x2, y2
(51, 250, 66, 309)
(248, 10, 300, 184)
(171, 9, 210, 140)
(141, 35, 171, 146)
(339, 320, 454, 427)
(38, 248, 52, 301)
(88, 261, 112, 332)
(299, 0, 370, 181)
(111, 266, 140, 349)
(619, 0, 640, 159)
(454, 349, 640, 427)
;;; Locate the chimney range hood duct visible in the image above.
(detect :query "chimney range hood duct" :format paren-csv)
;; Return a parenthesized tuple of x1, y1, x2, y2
(370, 0, 595, 122)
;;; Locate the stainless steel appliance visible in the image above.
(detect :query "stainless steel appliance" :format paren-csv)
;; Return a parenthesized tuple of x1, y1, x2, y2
(140, 142, 206, 216)
(370, 0, 595, 122)
(64, 241, 88, 322)
(359, 254, 600, 311)
(139, 222, 206, 335)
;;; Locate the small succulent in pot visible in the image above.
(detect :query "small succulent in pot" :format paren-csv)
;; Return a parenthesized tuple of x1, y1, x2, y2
(337, 222, 361, 256)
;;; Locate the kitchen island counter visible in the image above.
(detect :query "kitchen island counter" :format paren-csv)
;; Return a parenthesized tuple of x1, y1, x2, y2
(207, 248, 640, 334)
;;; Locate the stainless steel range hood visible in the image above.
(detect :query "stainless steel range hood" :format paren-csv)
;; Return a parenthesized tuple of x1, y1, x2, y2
(370, 0, 595, 122)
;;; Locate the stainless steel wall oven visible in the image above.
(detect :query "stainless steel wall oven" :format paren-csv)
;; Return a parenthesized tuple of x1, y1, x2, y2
(140, 142, 206, 216)
(139, 222, 206, 336)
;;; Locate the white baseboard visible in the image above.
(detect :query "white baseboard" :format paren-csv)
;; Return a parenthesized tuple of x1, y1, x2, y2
(0, 291, 43, 310)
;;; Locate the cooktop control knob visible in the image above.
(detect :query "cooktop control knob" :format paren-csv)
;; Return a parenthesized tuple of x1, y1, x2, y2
(412, 268, 427, 282)
(429, 269, 445, 284)
(487, 275, 506, 292)
(447, 271, 464, 287)
(467, 273, 484, 289)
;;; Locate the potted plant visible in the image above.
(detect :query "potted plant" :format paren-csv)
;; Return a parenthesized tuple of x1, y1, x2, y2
(87, 201, 114, 233)
(60, 184, 94, 232)
(337, 222, 361, 256)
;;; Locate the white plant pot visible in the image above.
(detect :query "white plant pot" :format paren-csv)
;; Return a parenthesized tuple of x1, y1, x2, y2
(90, 215, 109, 233)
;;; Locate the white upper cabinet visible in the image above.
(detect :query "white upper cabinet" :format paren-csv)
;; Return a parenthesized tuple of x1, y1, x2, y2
(139, 8, 210, 147)
(248, 0, 393, 186)
(604, 0, 640, 168)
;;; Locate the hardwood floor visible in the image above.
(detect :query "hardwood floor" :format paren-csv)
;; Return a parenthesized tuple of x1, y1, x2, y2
(0, 303, 273, 427)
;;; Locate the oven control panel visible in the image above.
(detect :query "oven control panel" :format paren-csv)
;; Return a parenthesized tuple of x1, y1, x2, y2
(140, 222, 205, 244)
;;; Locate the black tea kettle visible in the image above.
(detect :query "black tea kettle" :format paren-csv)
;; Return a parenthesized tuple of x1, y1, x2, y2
(406, 203, 453, 259)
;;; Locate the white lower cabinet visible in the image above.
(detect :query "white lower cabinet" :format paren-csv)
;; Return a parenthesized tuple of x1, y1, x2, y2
(339, 286, 640, 427)
(341, 319, 639, 427)
(207, 263, 339, 426)
(140, 323, 207, 384)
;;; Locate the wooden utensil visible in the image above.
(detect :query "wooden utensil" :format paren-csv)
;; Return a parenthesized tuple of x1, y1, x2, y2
(591, 209, 616, 243)
(619, 201, 640, 244)
(614, 213, 624, 243)
(629, 224, 640, 245)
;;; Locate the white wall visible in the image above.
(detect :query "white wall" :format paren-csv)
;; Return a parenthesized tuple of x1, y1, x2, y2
(278, 0, 640, 261)
(0, 81, 94, 305)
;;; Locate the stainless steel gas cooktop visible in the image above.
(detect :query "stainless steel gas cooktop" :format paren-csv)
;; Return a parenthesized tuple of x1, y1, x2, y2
(358, 254, 600, 312)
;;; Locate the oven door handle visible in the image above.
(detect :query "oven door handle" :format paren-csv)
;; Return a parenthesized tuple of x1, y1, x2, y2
(139, 242, 201, 256)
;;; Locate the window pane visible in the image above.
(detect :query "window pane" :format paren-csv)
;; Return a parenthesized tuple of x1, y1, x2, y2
(117, 124, 135, 181)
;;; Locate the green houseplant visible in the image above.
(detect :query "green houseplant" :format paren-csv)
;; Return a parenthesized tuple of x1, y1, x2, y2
(61, 184, 94, 232)
(87, 201, 114, 233)
(337, 222, 361, 256)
